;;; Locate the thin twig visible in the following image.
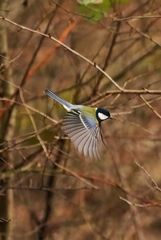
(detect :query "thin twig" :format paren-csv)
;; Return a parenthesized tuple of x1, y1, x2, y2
(135, 161, 161, 192)
(140, 95, 161, 119)
(0, 16, 123, 90)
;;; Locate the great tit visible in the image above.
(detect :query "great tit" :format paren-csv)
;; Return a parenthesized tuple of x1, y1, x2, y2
(45, 89, 111, 159)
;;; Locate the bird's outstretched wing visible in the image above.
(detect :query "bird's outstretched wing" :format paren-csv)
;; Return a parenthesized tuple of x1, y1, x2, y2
(62, 111, 104, 159)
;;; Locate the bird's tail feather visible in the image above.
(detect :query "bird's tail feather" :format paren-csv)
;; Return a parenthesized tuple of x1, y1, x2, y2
(45, 89, 72, 111)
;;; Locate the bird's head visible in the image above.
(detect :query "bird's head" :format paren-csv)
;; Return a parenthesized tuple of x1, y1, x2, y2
(96, 108, 111, 122)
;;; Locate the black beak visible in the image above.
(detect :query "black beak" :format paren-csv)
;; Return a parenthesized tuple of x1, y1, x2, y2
(110, 116, 117, 120)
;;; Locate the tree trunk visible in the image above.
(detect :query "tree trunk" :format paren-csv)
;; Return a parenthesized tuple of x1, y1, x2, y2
(0, 1, 14, 239)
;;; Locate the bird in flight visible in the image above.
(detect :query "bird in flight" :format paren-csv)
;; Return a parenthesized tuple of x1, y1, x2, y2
(45, 89, 111, 159)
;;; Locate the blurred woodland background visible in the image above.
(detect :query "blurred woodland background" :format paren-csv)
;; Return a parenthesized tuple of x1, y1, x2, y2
(1, 0, 161, 239)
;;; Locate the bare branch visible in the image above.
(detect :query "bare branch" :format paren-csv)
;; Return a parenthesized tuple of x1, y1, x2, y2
(0, 16, 123, 90)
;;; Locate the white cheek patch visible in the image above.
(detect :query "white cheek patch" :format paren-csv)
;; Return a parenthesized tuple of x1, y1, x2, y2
(98, 112, 108, 120)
